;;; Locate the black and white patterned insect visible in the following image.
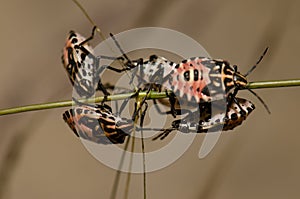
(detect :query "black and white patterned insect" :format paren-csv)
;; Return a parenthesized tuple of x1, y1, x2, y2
(62, 27, 128, 98)
(153, 98, 255, 140)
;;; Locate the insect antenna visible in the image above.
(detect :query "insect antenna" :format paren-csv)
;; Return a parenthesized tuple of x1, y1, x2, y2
(241, 47, 271, 114)
(72, 0, 106, 41)
(247, 88, 271, 114)
(244, 47, 269, 77)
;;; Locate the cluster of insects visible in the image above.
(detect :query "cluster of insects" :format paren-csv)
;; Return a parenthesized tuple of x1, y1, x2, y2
(61, 26, 269, 144)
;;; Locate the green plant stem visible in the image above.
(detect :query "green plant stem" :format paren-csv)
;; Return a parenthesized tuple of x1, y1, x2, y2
(0, 79, 300, 116)
(245, 79, 300, 89)
(0, 92, 168, 116)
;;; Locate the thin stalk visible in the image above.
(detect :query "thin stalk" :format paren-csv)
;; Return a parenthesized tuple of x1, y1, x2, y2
(109, 133, 131, 199)
(245, 79, 300, 89)
(123, 126, 135, 199)
(0, 79, 300, 117)
(0, 92, 168, 116)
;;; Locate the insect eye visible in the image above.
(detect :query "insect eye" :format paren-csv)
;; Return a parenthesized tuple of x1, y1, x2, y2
(71, 38, 78, 44)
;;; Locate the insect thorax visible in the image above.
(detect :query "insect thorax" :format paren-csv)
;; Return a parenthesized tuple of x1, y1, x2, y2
(133, 55, 176, 89)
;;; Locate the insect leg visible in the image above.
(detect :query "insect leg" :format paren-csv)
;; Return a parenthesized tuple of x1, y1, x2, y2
(78, 26, 97, 46)
(131, 86, 152, 121)
(152, 98, 193, 116)
(165, 91, 177, 118)
(227, 93, 246, 116)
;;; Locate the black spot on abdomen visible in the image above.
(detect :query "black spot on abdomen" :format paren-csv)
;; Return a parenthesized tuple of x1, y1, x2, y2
(183, 71, 190, 81)
(230, 113, 238, 120)
(194, 69, 199, 81)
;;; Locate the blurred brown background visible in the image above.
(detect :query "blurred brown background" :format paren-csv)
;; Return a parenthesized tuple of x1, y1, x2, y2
(0, 0, 299, 198)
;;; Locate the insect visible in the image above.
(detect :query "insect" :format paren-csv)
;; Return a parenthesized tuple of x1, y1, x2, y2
(63, 102, 133, 144)
(108, 34, 270, 117)
(168, 49, 270, 115)
(153, 97, 255, 140)
(119, 54, 180, 118)
(62, 27, 128, 98)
